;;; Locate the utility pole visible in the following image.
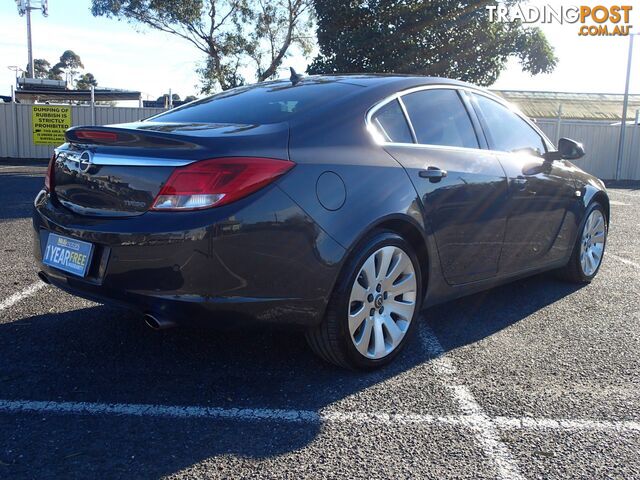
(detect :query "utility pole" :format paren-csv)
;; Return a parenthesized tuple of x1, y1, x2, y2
(26, 6, 33, 78)
(15, 0, 49, 79)
(616, 33, 637, 181)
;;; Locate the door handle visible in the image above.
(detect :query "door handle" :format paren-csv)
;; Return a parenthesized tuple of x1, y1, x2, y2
(419, 166, 448, 179)
(514, 175, 537, 195)
(514, 175, 527, 191)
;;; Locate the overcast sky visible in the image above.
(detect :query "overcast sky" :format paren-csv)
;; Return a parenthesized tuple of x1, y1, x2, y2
(0, 0, 637, 101)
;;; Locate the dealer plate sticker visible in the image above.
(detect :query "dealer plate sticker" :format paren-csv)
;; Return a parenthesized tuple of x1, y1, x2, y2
(43, 233, 94, 277)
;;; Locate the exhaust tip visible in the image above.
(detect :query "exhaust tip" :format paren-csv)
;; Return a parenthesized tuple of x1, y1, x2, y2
(144, 314, 160, 330)
(143, 313, 175, 330)
(37, 271, 50, 284)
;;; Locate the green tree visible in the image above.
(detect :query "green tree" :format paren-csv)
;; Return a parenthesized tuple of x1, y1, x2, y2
(76, 72, 98, 90)
(156, 93, 182, 106)
(156, 93, 182, 102)
(308, 0, 557, 86)
(184, 95, 198, 102)
(246, 0, 314, 81)
(47, 63, 63, 81)
(31, 59, 51, 79)
(52, 50, 85, 84)
(91, 0, 314, 93)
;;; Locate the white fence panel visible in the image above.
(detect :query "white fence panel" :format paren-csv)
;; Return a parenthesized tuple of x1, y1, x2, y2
(95, 106, 163, 125)
(0, 103, 17, 157)
(535, 118, 640, 180)
(1, 102, 640, 180)
(0, 103, 165, 160)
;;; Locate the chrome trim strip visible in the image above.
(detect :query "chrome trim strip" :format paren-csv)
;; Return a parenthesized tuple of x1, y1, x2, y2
(380, 142, 493, 155)
(55, 149, 194, 167)
(91, 154, 194, 167)
(59, 199, 137, 217)
(365, 83, 554, 151)
(379, 141, 545, 157)
(397, 97, 417, 144)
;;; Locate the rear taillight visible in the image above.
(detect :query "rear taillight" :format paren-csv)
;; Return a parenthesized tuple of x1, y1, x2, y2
(151, 157, 294, 211)
(74, 130, 120, 142)
(44, 154, 55, 191)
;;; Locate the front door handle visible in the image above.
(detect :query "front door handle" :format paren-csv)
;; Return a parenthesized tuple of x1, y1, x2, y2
(419, 166, 448, 179)
(514, 175, 528, 191)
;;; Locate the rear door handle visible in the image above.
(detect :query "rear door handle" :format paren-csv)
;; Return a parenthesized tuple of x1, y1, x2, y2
(419, 166, 448, 179)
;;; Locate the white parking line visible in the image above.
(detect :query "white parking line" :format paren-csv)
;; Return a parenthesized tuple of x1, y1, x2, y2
(420, 324, 525, 480)
(494, 416, 640, 433)
(0, 281, 46, 312)
(0, 399, 322, 423)
(609, 253, 640, 269)
(0, 398, 638, 434)
(0, 399, 456, 426)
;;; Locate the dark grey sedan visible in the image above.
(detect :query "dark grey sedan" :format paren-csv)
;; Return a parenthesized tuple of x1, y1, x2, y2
(33, 75, 609, 369)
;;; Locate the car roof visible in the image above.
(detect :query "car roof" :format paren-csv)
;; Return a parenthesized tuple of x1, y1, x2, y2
(258, 74, 493, 127)
(256, 74, 494, 110)
(262, 74, 477, 90)
(151, 74, 495, 129)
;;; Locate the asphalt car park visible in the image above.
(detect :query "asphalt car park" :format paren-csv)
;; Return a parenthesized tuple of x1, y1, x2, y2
(0, 161, 639, 479)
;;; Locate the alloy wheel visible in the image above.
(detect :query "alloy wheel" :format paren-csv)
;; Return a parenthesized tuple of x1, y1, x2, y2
(348, 246, 417, 359)
(580, 209, 606, 276)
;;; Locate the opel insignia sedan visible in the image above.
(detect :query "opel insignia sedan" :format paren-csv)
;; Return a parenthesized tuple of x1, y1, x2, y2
(33, 74, 609, 369)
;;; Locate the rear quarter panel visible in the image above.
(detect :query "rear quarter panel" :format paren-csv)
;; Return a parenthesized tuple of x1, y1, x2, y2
(277, 94, 427, 252)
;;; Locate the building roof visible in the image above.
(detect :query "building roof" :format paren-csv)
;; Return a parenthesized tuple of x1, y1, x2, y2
(15, 88, 141, 103)
(492, 90, 640, 121)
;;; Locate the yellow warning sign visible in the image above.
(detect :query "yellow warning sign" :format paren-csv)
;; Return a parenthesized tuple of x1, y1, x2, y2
(32, 105, 72, 145)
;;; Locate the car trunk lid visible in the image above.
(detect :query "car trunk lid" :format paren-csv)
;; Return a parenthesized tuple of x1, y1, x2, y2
(52, 122, 290, 217)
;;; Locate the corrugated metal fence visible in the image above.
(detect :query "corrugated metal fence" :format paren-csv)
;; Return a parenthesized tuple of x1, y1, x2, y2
(1, 103, 639, 180)
(0, 103, 164, 159)
(536, 119, 640, 180)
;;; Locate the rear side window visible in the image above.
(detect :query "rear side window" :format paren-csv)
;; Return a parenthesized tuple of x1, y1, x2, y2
(401, 89, 479, 149)
(149, 80, 361, 125)
(370, 99, 413, 143)
(472, 94, 546, 154)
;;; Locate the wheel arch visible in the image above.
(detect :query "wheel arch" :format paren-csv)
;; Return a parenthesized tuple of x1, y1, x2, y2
(591, 190, 610, 224)
(580, 180, 610, 224)
(348, 214, 431, 299)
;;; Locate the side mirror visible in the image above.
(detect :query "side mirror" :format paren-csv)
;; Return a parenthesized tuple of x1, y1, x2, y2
(543, 137, 585, 161)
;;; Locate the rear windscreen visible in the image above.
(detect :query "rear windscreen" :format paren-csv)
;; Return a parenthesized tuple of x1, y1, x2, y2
(149, 80, 361, 125)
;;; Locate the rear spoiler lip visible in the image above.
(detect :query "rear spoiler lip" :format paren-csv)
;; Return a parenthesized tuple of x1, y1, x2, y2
(63, 121, 291, 161)
(65, 125, 194, 148)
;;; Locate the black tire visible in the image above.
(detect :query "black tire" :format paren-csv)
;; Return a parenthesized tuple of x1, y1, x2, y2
(558, 202, 607, 283)
(306, 230, 423, 370)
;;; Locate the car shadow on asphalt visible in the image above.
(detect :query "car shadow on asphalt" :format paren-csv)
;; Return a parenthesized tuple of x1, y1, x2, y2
(0, 273, 585, 477)
(426, 272, 587, 352)
(0, 173, 45, 221)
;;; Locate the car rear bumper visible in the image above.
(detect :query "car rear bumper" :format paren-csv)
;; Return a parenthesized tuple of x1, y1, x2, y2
(32, 185, 346, 327)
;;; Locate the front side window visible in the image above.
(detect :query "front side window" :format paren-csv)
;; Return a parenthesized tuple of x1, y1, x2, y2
(370, 99, 414, 143)
(401, 89, 479, 149)
(472, 94, 546, 154)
